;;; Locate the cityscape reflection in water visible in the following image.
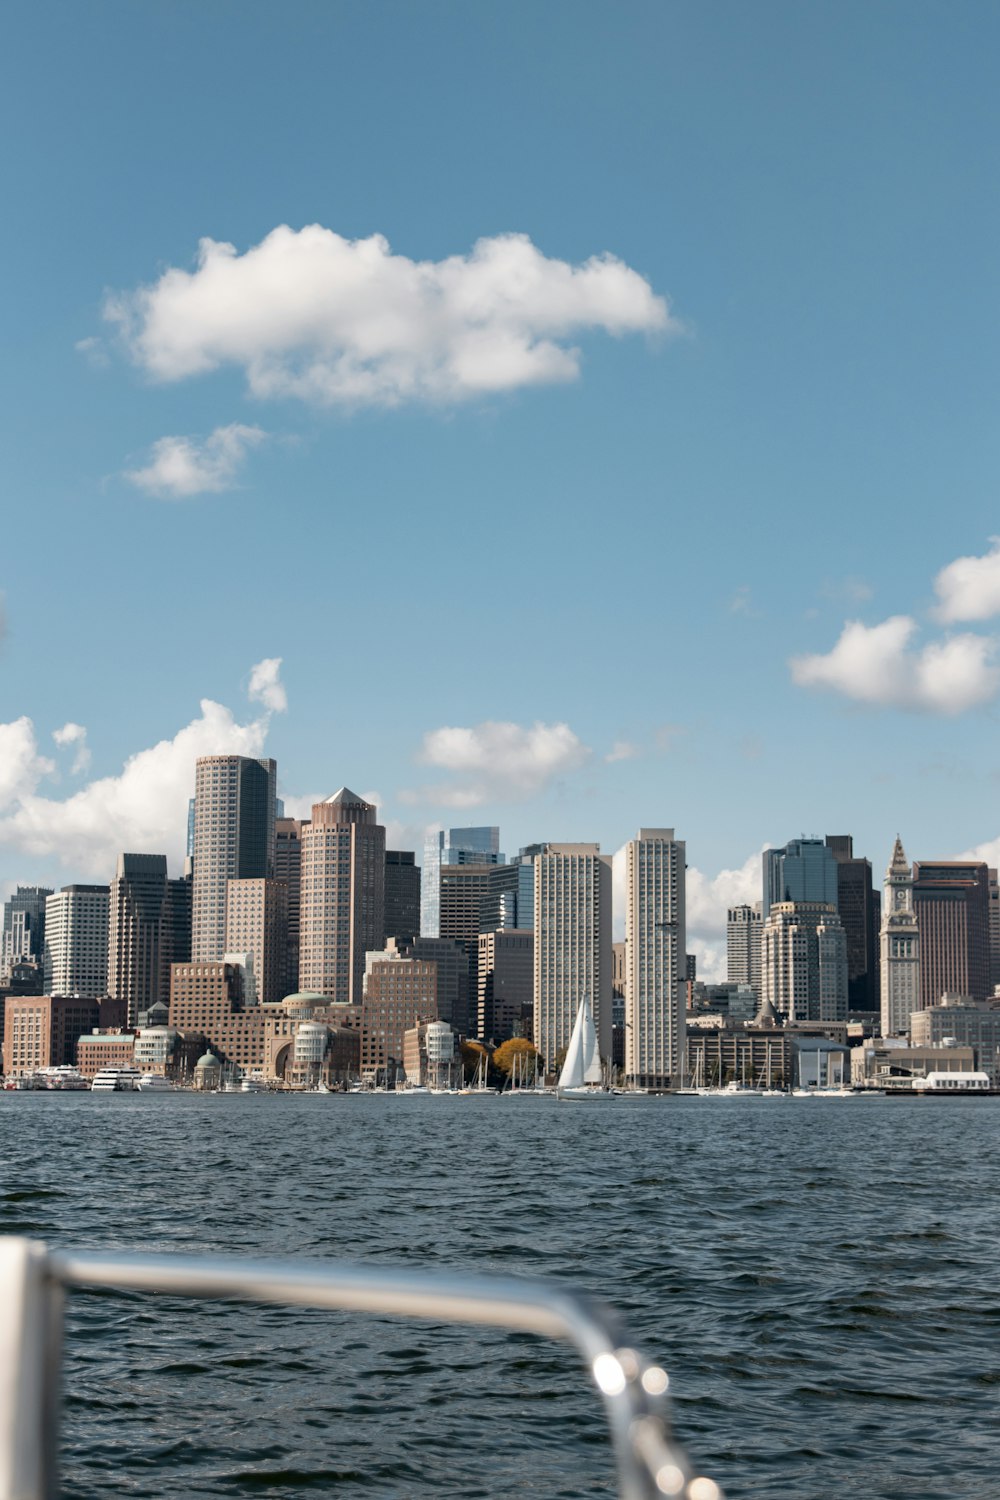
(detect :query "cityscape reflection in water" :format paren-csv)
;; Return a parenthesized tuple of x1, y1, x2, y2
(2, 1092, 999, 1499)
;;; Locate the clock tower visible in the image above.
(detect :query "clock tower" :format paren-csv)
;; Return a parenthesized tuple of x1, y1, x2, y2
(880, 836, 920, 1036)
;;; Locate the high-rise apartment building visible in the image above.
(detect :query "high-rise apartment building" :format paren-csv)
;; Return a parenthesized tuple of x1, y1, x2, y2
(192, 756, 277, 961)
(533, 844, 612, 1071)
(108, 853, 178, 1026)
(762, 838, 838, 918)
(760, 901, 848, 1022)
(1, 886, 52, 980)
(298, 789, 385, 1005)
(275, 817, 304, 992)
(727, 903, 762, 993)
(477, 929, 534, 1042)
(825, 835, 879, 1011)
(43, 885, 109, 997)
(421, 826, 501, 937)
(913, 860, 990, 1007)
(880, 837, 920, 1036)
(385, 850, 420, 940)
(225, 877, 289, 1005)
(625, 829, 686, 1089)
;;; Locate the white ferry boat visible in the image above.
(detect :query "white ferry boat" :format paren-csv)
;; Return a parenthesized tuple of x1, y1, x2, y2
(90, 1068, 141, 1092)
(240, 1074, 268, 1093)
(136, 1073, 173, 1092)
(37, 1067, 90, 1091)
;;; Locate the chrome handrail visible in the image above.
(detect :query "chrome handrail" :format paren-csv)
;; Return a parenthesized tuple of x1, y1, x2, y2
(0, 1237, 721, 1500)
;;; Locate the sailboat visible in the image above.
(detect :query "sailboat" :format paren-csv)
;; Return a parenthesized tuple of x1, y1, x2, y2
(557, 997, 613, 1101)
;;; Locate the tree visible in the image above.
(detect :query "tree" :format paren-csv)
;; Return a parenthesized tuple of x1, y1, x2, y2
(492, 1038, 539, 1078)
(459, 1040, 490, 1084)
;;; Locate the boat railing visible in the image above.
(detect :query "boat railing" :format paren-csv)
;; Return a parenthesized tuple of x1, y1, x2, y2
(0, 1236, 720, 1500)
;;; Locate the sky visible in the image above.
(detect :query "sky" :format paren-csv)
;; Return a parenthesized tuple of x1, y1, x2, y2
(2, 0, 999, 975)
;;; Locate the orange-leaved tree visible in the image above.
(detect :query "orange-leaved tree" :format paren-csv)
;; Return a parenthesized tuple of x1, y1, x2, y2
(492, 1038, 539, 1078)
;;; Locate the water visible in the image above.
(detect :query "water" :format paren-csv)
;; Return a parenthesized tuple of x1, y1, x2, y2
(2, 1092, 999, 1499)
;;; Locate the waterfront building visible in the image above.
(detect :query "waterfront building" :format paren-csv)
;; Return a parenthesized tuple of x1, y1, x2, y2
(726, 903, 762, 994)
(43, 885, 109, 998)
(191, 755, 277, 961)
(361, 947, 438, 1080)
(298, 789, 385, 1005)
(2, 993, 100, 1075)
(910, 994, 1000, 1085)
(402, 1019, 456, 1087)
(477, 928, 533, 1042)
(76, 1031, 137, 1079)
(533, 844, 612, 1072)
(625, 828, 687, 1089)
(261, 991, 361, 1084)
(168, 960, 264, 1070)
(421, 826, 501, 937)
(224, 877, 288, 1005)
(1, 885, 52, 981)
(385, 850, 420, 941)
(760, 901, 848, 1022)
(686, 1018, 792, 1090)
(825, 836, 879, 1011)
(880, 837, 920, 1036)
(913, 860, 991, 1007)
(108, 854, 193, 1027)
(851, 1036, 979, 1089)
(762, 838, 838, 918)
(275, 817, 304, 991)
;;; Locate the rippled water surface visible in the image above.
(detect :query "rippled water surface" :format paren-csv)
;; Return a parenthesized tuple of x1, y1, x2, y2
(2, 1092, 999, 1498)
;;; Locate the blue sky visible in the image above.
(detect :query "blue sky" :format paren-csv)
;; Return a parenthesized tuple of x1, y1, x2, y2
(2, 1, 999, 966)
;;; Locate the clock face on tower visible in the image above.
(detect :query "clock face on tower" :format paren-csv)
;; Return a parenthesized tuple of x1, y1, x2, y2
(895, 887, 907, 909)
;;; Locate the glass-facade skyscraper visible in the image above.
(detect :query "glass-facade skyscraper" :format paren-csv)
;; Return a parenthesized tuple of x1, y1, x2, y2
(420, 826, 502, 937)
(762, 838, 838, 918)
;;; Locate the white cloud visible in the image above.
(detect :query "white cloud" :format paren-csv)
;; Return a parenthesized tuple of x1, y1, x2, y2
(933, 538, 1000, 624)
(404, 719, 591, 807)
(52, 722, 91, 775)
(0, 662, 288, 878)
(125, 423, 266, 498)
(247, 657, 287, 714)
(104, 225, 673, 408)
(605, 740, 640, 764)
(790, 616, 1000, 715)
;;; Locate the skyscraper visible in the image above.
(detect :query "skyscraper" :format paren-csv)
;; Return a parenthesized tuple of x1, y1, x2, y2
(275, 816, 304, 993)
(298, 789, 385, 1005)
(1, 885, 52, 980)
(825, 835, 879, 1011)
(421, 826, 501, 937)
(108, 853, 174, 1026)
(192, 756, 277, 961)
(912, 859, 991, 1007)
(43, 885, 109, 997)
(762, 838, 838, 918)
(533, 844, 612, 1071)
(727, 903, 762, 994)
(760, 901, 848, 1022)
(385, 850, 420, 940)
(880, 837, 920, 1036)
(625, 829, 686, 1089)
(225, 877, 289, 1005)
(477, 928, 533, 1042)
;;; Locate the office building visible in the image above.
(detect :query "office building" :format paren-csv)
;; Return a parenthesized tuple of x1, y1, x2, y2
(384, 935, 471, 1034)
(727, 903, 762, 993)
(825, 835, 879, 1011)
(762, 838, 838, 918)
(2, 994, 100, 1076)
(43, 885, 109, 998)
(477, 928, 534, 1042)
(421, 826, 502, 937)
(225, 878, 288, 1005)
(385, 850, 420, 940)
(191, 755, 277, 962)
(913, 860, 990, 1007)
(361, 947, 438, 1079)
(298, 789, 386, 1005)
(533, 844, 612, 1071)
(990, 869, 1000, 993)
(625, 829, 687, 1089)
(1, 886, 52, 980)
(760, 901, 848, 1022)
(108, 856, 191, 1026)
(168, 960, 264, 1070)
(880, 837, 920, 1037)
(275, 817, 304, 993)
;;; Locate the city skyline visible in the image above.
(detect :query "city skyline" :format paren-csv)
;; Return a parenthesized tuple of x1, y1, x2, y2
(3, 3, 1000, 980)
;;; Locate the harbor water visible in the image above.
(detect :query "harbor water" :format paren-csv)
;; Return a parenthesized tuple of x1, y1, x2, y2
(2, 1092, 998, 1498)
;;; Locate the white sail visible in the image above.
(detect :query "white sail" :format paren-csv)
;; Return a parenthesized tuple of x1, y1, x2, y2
(559, 997, 603, 1089)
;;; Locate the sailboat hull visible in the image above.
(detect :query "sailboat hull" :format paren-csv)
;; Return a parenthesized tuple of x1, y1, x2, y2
(557, 1086, 615, 1102)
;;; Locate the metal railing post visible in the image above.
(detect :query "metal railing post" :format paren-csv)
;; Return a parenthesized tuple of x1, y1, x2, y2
(0, 1239, 63, 1500)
